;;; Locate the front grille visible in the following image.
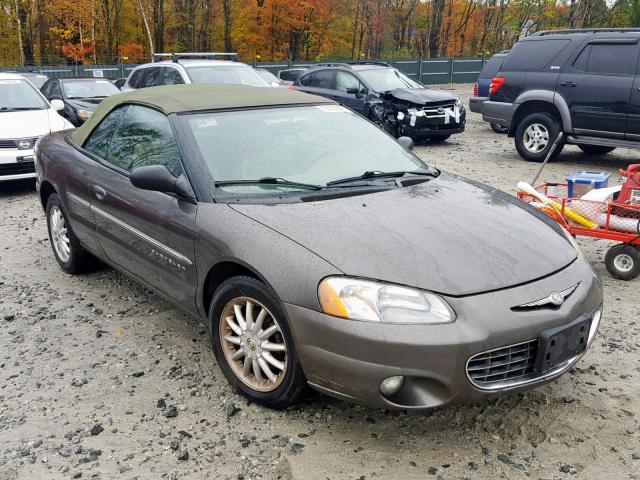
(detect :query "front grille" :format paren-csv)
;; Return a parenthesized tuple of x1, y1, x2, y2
(466, 339, 538, 388)
(0, 161, 35, 176)
(422, 102, 456, 113)
(0, 137, 38, 149)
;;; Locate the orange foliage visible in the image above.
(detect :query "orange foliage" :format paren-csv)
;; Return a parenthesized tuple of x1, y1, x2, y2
(61, 43, 93, 63)
(119, 43, 145, 63)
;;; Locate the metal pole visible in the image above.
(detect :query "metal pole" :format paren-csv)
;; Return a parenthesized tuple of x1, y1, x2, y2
(418, 57, 423, 84)
(450, 55, 455, 83)
(532, 132, 564, 186)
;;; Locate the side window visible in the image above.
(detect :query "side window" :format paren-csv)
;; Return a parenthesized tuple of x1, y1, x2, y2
(583, 43, 636, 75)
(49, 81, 62, 99)
(300, 70, 335, 89)
(335, 71, 363, 93)
(572, 45, 590, 71)
(163, 67, 185, 85)
(105, 105, 183, 177)
(40, 81, 51, 98)
(128, 69, 144, 88)
(137, 67, 161, 88)
(83, 105, 128, 158)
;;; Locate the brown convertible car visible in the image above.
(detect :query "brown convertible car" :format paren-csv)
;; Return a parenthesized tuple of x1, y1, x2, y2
(35, 85, 603, 410)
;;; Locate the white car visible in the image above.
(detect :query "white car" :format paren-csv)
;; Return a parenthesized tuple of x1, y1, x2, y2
(121, 53, 271, 91)
(0, 73, 73, 182)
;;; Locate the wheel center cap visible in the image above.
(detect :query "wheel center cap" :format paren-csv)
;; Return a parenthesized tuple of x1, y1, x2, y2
(247, 338, 256, 351)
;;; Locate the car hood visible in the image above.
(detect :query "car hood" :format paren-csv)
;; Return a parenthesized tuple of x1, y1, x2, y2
(380, 88, 458, 105)
(67, 98, 102, 110)
(229, 174, 577, 296)
(0, 109, 55, 138)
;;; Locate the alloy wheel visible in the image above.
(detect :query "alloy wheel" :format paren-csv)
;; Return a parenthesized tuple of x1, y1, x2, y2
(523, 123, 549, 153)
(50, 205, 70, 262)
(219, 297, 288, 392)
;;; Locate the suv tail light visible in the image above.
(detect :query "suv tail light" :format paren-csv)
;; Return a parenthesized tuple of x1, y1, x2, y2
(489, 76, 506, 95)
(473, 82, 478, 97)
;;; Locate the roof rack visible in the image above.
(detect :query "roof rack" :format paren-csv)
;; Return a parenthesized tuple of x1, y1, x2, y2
(308, 62, 352, 69)
(533, 28, 640, 36)
(153, 52, 238, 63)
(345, 61, 392, 67)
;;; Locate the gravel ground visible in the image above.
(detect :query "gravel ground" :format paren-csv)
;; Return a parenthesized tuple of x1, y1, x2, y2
(1, 85, 639, 480)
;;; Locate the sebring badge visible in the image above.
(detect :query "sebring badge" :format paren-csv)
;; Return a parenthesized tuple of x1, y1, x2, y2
(515, 283, 580, 309)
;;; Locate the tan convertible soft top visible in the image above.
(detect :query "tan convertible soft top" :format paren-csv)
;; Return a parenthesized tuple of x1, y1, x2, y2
(71, 84, 333, 145)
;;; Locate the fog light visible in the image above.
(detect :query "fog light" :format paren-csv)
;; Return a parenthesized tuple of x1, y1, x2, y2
(379, 376, 404, 396)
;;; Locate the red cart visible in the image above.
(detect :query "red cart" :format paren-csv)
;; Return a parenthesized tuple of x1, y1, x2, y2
(518, 180, 640, 281)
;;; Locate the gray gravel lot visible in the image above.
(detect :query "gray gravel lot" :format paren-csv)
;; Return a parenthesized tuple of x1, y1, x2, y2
(1, 84, 639, 480)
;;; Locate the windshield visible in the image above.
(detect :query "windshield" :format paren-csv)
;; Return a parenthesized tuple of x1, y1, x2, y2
(62, 80, 120, 99)
(0, 78, 47, 110)
(358, 68, 422, 91)
(183, 105, 426, 195)
(256, 69, 279, 83)
(186, 65, 270, 87)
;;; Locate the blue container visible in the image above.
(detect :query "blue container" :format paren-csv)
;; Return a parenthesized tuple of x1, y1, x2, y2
(566, 171, 611, 198)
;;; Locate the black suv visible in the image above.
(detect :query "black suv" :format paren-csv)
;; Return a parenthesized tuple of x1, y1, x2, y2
(482, 28, 640, 161)
(294, 62, 465, 142)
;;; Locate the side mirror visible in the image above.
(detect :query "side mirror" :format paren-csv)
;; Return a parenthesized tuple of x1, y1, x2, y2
(346, 87, 360, 95)
(397, 136, 414, 151)
(50, 99, 64, 111)
(130, 165, 195, 202)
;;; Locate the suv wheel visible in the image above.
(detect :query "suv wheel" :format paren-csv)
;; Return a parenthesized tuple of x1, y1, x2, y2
(578, 145, 616, 155)
(515, 112, 563, 162)
(209, 276, 307, 409)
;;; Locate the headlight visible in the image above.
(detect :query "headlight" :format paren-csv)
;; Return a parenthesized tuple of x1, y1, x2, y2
(77, 109, 93, 120)
(318, 277, 456, 324)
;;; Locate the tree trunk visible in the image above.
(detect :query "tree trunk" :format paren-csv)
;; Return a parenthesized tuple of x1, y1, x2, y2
(429, 0, 445, 57)
(139, 0, 154, 59)
(223, 0, 232, 51)
(36, 0, 47, 65)
(152, 0, 164, 53)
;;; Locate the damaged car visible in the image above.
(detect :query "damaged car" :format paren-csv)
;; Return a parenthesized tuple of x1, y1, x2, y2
(294, 62, 465, 142)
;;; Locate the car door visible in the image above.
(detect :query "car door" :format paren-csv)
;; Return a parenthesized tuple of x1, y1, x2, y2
(333, 70, 367, 115)
(296, 69, 337, 101)
(557, 40, 638, 137)
(625, 48, 640, 140)
(82, 104, 199, 313)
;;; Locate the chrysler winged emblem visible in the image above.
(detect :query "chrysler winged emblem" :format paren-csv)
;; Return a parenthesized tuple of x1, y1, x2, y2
(516, 283, 579, 309)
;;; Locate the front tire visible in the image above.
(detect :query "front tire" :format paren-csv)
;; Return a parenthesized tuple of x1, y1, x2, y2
(578, 144, 616, 155)
(209, 276, 307, 409)
(46, 193, 95, 274)
(604, 244, 640, 281)
(515, 112, 563, 162)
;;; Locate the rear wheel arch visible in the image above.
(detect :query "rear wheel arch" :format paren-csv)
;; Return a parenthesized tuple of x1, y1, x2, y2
(509, 99, 566, 137)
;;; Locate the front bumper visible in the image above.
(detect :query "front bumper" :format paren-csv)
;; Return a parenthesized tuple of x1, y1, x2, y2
(397, 108, 466, 139)
(469, 96, 487, 114)
(286, 259, 602, 410)
(482, 100, 515, 127)
(0, 149, 36, 182)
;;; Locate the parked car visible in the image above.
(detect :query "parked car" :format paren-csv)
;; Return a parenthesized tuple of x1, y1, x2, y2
(255, 68, 283, 87)
(112, 78, 127, 89)
(40, 78, 121, 126)
(0, 73, 72, 183)
(36, 84, 602, 410)
(482, 28, 640, 161)
(277, 67, 308, 83)
(469, 51, 509, 133)
(10, 71, 49, 89)
(293, 62, 465, 142)
(121, 52, 270, 91)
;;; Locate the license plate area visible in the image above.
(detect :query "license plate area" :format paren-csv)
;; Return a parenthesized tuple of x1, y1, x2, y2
(535, 314, 591, 372)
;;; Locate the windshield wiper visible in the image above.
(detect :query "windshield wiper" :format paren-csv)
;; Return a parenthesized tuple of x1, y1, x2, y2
(0, 107, 42, 111)
(215, 177, 323, 190)
(326, 169, 437, 186)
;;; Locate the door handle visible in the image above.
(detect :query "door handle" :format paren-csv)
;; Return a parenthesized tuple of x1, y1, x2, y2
(93, 185, 106, 201)
(560, 81, 577, 87)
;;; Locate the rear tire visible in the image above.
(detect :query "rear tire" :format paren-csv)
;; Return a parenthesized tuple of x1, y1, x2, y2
(209, 276, 307, 409)
(46, 193, 95, 274)
(490, 123, 509, 134)
(515, 112, 563, 162)
(578, 145, 616, 155)
(604, 244, 640, 281)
